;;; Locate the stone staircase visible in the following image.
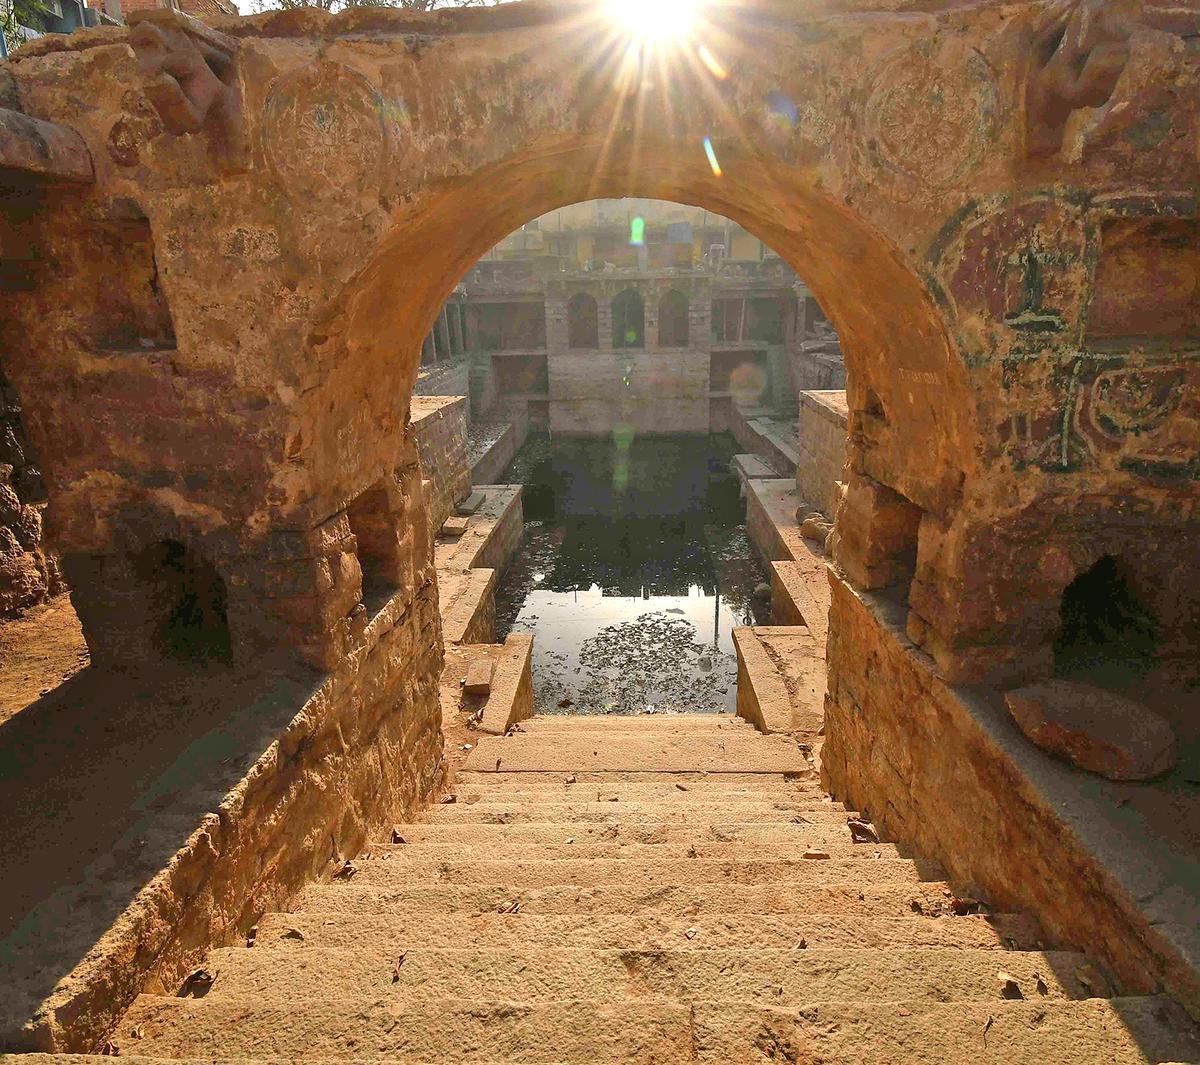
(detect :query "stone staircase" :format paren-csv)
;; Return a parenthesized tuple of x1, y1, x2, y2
(9, 715, 1198, 1064)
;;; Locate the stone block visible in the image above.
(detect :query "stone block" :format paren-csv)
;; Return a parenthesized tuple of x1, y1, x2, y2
(456, 490, 487, 516)
(441, 516, 470, 538)
(1004, 680, 1177, 782)
(463, 657, 495, 696)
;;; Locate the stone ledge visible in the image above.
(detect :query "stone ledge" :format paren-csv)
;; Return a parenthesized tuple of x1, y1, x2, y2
(733, 626, 825, 739)
(821, 571, 1200, 1019)
(0, 583, 444, 1053)
(770, 560, 830, 650)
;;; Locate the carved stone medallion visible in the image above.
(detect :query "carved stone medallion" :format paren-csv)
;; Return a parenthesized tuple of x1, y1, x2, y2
(861, 45, 997, 195)
(262, 61, 389, 201)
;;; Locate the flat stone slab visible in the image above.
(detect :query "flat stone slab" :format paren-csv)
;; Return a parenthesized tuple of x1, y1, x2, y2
(734, 626, 826, 736)
(455, 490, 487, 515)
(771, 560, 831, 648)
(1005, 680, 1177, 781)
(732, 453, 777, 483)
(440, 515, 470, 537)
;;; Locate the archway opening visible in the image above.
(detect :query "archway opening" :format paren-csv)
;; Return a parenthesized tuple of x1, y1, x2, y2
(131, 540, 231, 667)
(568, 292, 599, 349)
(658, 289, 690, 348)
(612, 289, 645, 350)
(1054, 555, 1160, 684)
(410, 197, 848, 716)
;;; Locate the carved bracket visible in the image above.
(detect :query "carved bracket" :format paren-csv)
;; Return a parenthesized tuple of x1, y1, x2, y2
(1027, 0, 1200, 159)
(128, 9, 244, 164)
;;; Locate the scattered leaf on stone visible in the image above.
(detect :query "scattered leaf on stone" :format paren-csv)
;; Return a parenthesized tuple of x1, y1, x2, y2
(565, 775, 577, 784)
(282, 927, 305, 941)
(675, 783, 689, 791)
(847, 819, 879, 844)
(982, 1015, 994, 1044)
(391, 828, 407, 844)
(391, 952, 407, 982)
(246, 925, 257, 948)
(178, 967, 217, 998)
(101, 1041, 120, 1056)
(685, 927, 699, 939)
(440, 794, 458, 804)
(795, 938, 808, 950)
(1035, 973, 1049, 996)
(333, 859, 357, 880)
(791, 814, 812, 825)
(130, 1026, 143, 1040)
(565, 837, 575, 844)
(499, 898, 521, 914)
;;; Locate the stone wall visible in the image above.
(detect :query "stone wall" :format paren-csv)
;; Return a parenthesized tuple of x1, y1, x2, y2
(796, 390, 847, 517)
(411, 396, 470, 537)
(822, 573, 1198, 1015)
(0, 359, 58, 616)
(414, 358, 470, 403)
(548, 350, 709, 435)
(3, 426, 445, 1051)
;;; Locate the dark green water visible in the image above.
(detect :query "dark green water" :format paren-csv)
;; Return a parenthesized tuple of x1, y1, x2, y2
(494, 433, 770, 715)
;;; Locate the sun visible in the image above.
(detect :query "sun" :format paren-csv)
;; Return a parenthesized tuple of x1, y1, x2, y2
(605, 0, 700, 45)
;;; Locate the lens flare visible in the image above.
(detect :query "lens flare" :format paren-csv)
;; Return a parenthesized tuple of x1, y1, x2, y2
(703, 136, 722, 177)
(697, 44, 727, 79)
(606, 0, 699, 43)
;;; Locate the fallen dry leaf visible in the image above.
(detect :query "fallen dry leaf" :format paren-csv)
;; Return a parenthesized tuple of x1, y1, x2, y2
(847, 819, 879, 844)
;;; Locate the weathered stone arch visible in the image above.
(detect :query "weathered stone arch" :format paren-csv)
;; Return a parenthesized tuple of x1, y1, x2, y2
(1, 0, 1195, 683)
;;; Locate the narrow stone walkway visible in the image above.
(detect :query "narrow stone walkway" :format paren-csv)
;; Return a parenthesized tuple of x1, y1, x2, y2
(15, 715, 1199, 1064)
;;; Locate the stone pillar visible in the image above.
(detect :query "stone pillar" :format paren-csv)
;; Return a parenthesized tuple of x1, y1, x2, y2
(436, 308, 452, 362)
(463, 305, 479, 353)
(598, 293, 613, 351)
(421, 332, 436, 365)
(448, 303, 464, 356)
(545, 293, 568, 355)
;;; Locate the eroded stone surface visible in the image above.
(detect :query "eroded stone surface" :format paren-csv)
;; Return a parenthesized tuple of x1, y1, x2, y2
(1005, 679, 1177, 781)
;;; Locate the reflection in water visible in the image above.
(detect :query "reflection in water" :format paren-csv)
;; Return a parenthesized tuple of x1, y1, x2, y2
(495, 434, 771, 714)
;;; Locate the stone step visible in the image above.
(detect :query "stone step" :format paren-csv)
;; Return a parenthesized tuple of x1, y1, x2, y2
(378, 821, 879, 847)
(451, 772, 825, 796)
(334, 855, 946, 888)
(454, 770, 813, 784)
(108, 997, 1196, 1063)
(463, 733, 812, 774)
(424, 801, 851, 824)
(253, 910, 1041, 952)
(512, 714, 755, 732)
(295, 880, 964, 919)
(202, 945, 1093, 1005)
(361, 840, 901, 861)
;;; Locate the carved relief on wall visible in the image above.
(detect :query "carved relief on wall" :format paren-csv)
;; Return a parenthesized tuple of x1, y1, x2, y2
(1027, 0, 1200, 160)
(858, 43, 998, 200)
(128, 10, 241, 158)
(262, 62, 391, 203)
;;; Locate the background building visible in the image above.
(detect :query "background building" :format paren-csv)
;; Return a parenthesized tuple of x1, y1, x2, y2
(418, 200, 845, 435)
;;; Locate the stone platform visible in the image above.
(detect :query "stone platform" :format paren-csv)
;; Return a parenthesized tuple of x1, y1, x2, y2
(434, 484, 523, 645)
